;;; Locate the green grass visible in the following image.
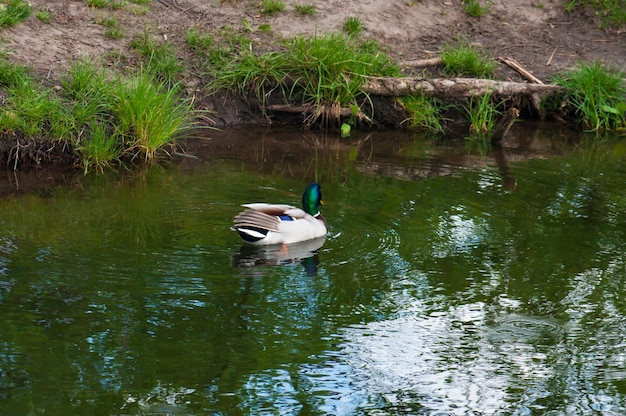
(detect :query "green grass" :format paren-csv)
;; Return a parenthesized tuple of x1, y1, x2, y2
(555, 61, 626, 131)
(565, 0, 626, 27)
(61, 59, 113, 103)
(0, 68, 63, 138)
(294, 3, 316, 15)
(130, 4, 149, 15)
(286, 35, 399, 115)
(113, 71, 194, 161)
(95, 14, 125, 38)
(84, 0, 150, 11)
(36, 9, 51, 22)
(400, 94, 446, 132)
(462, 0, 491, 17)
(440, 41, 496, 78)
(0, 0, 32, 28)
(465, 90, 499, 134)
(184, 26, 236, 67)
(0, 53, 29, 87)
(130, 30, 185, 86)
(259, 0, 285, 15)
(105, 25, 124, 39)
(109, 0, 127, 10)
(207, 33, 398, 126)
(87, 0, 108, 8)
(0, 55, 195, 172)
(77, 123, 123, 173)
(0, 59, 69, 142)
(343, 16, 364, 36)
(185, 27, 215, 52)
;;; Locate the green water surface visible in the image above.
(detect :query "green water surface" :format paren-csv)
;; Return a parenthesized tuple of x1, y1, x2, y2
(0, 127, 625, 415)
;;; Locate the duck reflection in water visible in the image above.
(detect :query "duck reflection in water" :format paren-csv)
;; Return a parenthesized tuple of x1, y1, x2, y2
(232, 236, 325, 275)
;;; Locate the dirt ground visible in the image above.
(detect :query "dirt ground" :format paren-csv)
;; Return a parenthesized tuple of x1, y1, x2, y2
(1, 0, 625, 126)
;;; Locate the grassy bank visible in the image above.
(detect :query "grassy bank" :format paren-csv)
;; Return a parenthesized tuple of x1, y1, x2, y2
(0, 0, 625, 172)
(0, 56, 195, 172)
(201, 32, 400, 127)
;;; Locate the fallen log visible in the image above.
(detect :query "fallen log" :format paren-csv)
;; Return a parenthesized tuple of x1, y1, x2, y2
(361, 76, 561, 114)
(361, 76, 561, 98)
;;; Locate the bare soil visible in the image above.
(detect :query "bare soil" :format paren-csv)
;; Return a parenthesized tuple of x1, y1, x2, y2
(4, 0, 624, 79)
(0, 0, 624, 166)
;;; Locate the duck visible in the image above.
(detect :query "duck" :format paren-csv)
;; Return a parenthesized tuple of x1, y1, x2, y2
(232, 183, 327, 245)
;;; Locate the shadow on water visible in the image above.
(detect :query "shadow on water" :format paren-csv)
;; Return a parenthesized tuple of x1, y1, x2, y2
(0, 121, 580, 196)
(178, 121, 581, 183)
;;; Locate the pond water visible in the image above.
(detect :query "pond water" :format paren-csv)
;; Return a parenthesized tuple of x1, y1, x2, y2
(0, 125, 625, 415)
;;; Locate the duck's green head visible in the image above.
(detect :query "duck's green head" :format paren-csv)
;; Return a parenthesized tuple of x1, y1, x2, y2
(302, 183, 323, 215)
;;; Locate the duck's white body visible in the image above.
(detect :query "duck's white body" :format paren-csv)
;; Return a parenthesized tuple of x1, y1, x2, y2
(233, 202, 327, 245)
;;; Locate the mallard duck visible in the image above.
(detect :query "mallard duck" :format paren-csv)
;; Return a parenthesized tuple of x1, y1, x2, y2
(232, 183, 327, 245)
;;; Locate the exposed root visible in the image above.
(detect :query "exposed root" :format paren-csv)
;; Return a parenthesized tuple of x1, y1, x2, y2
(0, 135, 78, 170)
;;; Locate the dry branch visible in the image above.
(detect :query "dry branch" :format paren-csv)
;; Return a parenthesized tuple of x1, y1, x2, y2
(400, 57, 443, 68)
(498, 56, 544, 84)
(266, 104, 353, 116)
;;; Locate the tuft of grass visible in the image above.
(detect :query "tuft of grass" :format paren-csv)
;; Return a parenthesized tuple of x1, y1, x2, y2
(130, 5, 149, 15)
(294, 3, 316, 15)
(555, 61, 626, 131)
(0, 53, 30, 88)
(206, 33, 399, 126)
(462, 0, 491, 17)
(185, 26, 236, 67)
(0, 59, 68, 140)
(185, 27, 215, 53)
(76, 123, 123, 174)
(288, 35, 398, 116)
(4, 76, 64, 138)
(61, 59, 113, 103)
(400, 94, 446, 132)
(259, 0, 285, 15)
(0, 0, 33, 28)
(130, 30, 184, 86)
(95, 14, 125, 38)
(77, 123, 123, 174)
(36, 9, 51, 22)
(87, 0, 108, 8)
(110, 0, 127, 10)
(258, 23, 272, 33)
(105, 25, 124, 39)
(0, 55, 196, 172)
(465, 90, 499, 134)
(343, 16, 364, 36)
(565, 0, 626, 28)
(113, 71, 194, 161)
(440, 41, 496, 78)
(209, 51, 290, 101)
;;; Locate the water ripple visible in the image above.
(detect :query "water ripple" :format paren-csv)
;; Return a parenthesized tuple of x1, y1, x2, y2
(299, 304, 574, 415)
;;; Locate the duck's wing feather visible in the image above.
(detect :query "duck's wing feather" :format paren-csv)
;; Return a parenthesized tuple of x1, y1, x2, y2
(242, 203, 294, 215)
(234, 208, 280, 232)
(233, 203, 326, 245)
(282, 207, 308, 219)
